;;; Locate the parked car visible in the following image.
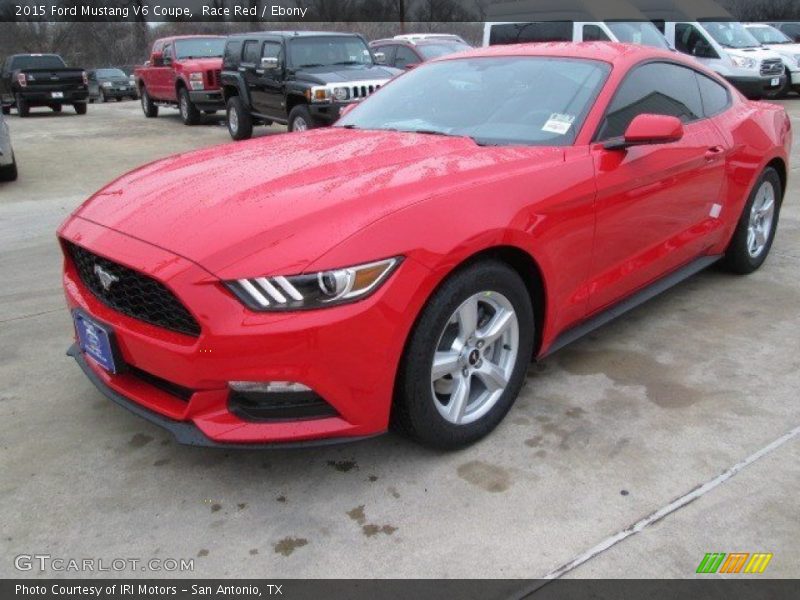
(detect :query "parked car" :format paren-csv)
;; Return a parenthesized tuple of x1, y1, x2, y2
(0, 53, 88, 117)
(0, 111, 17, 181)
(658, 21, 786, 99)
(483, 20, 670, 48)
(134, 36, 225, 125)
(370, 34, 472, 70)
(60, 43, 789, 449)
(768, 22, 800, 43)
(221, 31, 401, 139)
(744, 23, 800, 96)
(88, 68, 138, 103)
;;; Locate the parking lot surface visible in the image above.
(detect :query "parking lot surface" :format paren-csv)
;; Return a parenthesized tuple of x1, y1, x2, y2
(1, 100, 798, 578)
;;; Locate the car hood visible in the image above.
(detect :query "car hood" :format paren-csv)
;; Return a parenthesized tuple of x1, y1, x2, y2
(74, 128, 564, 278)
(727, 46, 782, 60)
(294, 64, 401, 84)
(177, 57, 222, 71)
(762, 43, 800, 59)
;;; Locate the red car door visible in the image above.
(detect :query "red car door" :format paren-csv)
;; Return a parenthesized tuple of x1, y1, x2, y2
(587, 62, 729, 313)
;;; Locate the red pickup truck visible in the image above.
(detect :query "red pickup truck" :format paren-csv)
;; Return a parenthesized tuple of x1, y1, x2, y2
(134, 36, 225, 125)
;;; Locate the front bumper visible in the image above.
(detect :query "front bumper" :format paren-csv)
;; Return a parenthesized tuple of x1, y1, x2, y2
(59, 217, 426, 446)
(96, 87, 136, 99)
(188, 90, 224, 111)
(309, 102, 349, 126)
(725, 74, 787, 98)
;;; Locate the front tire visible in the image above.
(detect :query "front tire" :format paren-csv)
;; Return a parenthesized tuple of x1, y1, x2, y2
(50, 104, 62, 113)
(721, 167, 782, 274)
(226, 96, 252, 141)
(178, 87, 200, 125)
(0, 155, 17, 182)
(15, 94, 29, 117)
(73, 102, 87, 115)
(288, 104, 315, 132)
(393, 260, 534, 449)
(140, 87, 158, 118)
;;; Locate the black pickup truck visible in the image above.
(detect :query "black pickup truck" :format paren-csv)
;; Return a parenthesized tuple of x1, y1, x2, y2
(1, 54, 89, 117)
(221, 31, 401, 140)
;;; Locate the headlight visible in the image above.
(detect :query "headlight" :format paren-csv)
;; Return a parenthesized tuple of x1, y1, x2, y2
(731, 55, 757, 70)
(227, 257, 401, 311)
(16, 73, 26, 87)
(332, 86, 350, 102)
(309, 86, 331, 103)
(101, 81, 113, 88)
(188, 72, 204, 91)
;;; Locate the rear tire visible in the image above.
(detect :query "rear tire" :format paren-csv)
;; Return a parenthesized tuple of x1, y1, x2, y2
(178, 87, 200, 125)
(74, 102, 87, 115)
(50, 104, 62, 113)
(392, 260, 534, 449)
(721, 167, 782, 274)
(0, 155, 17, 182)
(140, 87, 158, 118)
(15, 94, 29, 117)
(288, 104, 315, 132)
(226, 96, 252, 141)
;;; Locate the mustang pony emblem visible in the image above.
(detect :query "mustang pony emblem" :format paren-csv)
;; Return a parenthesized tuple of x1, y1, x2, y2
(93, 265, 118, 291)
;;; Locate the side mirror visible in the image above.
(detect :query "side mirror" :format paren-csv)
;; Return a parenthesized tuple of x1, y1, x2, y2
(260, 56, 279, 70)
(339, 103, 357, 118)
(373, 51, 386, 64)
(604, 114, 684, 150)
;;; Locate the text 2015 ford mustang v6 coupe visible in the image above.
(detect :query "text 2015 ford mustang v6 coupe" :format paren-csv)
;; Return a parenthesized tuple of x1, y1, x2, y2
(59, 43, 790, 449)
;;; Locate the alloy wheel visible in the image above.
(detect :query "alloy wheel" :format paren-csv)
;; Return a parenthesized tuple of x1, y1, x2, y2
(430, 292, 519, 425)
(228, 107, 239, 134)
(747, 180, 776, 258)
(293, 116, 308, 132)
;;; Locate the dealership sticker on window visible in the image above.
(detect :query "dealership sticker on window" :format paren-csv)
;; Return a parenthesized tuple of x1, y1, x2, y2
(542, 113, 576, 135)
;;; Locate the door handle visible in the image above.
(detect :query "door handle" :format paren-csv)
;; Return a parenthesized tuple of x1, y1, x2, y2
(705, 146, 725, 161)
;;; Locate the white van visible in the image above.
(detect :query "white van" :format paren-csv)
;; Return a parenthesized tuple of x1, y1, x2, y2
(659, 21, 785, 99)
(744, 23, 800, 96)
(482, 21, 670, 50)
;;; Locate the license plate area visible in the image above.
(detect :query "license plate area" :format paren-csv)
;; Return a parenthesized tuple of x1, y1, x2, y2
(771, 77, 780, 87)
(73, 310, 121, 374)
(51, 91, 64, 99)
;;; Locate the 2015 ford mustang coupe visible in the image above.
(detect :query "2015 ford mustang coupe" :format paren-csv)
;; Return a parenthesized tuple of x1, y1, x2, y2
(59, 43, 790, 449)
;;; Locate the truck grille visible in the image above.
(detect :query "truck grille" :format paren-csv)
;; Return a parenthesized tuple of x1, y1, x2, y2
(66, 242, 201, 337)
(350, 83, 381, 99)
(206, 69, 221, 89)
(761, 59, 784, 77)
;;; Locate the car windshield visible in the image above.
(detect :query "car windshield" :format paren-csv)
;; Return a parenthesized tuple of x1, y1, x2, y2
(11, 55, 66, 70)
(605, 22, 670, 49)
(417, 42, 472, 60)
(175, 38, 225, 59)
(336, 57, 610, 147)
(747, 25, 793, 45)
(289, 36, 373, 68)
(96, 68, 126, 78)
(704, 22, 761, 49)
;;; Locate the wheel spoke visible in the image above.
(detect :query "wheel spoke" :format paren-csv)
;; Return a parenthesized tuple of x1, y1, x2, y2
(447, 375, 470, 423)
(431, 351, 460, 382)
(474, 361, 508, 393)
(747, 228, 757, 254)
(758, 197, 774, 216)
(456, 297, 479, 340)
(755, 227, 767, 247)
(478, 308, 514, 346)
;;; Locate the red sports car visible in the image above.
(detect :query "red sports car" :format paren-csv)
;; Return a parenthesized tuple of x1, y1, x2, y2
(59, 43, 790, 449)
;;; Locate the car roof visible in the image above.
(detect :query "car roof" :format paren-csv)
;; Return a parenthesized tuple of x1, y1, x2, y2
(371, 38, 467, 46)
(227, 31, 363, 40)
(157, 35, 224, 41)
(445, 41, 679, 67)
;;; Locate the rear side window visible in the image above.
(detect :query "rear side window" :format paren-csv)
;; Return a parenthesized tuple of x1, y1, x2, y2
(597, 62, 703, 140)
(9, 55, 66, 70)
(489, 22, 572, 45)
(675, 23, 719, 59)
(696, 72, 731, 117)
(242, 40, 260, 65)
(583, 25, 610, 42)
(223, 40, 243, 69)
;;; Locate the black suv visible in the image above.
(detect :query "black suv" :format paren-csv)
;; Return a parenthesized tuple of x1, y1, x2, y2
(221, 31, 401, 140)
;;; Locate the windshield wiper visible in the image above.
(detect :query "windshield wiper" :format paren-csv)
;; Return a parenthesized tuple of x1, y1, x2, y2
(332, 61, 362, 66)
(297, 63, 325, 68)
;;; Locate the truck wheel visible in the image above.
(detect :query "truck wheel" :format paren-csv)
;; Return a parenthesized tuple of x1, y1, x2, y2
(74, 103, 87, 115)
(15, 94, 30, 118)
(178, 88, 201, 125)
(140, 88, 158, 118)
(288, 105, 315, 132)
(50, 104, 62, 113)
(0, 154, 17, 182)
(226, 96, 252, 141)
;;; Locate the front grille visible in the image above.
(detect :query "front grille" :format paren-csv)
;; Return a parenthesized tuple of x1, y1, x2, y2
(206, 69, 221, 88)
(761, 59, 783, 77)
(66, 242, 201, 337)
(350, 83, 381, 99)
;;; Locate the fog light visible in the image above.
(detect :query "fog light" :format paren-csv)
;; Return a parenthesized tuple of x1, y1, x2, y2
(229, 381, 311, 393)
(228, 381, 338, 422)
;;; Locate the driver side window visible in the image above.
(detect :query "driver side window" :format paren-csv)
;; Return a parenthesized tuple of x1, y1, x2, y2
(394, 46, 419, 69)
